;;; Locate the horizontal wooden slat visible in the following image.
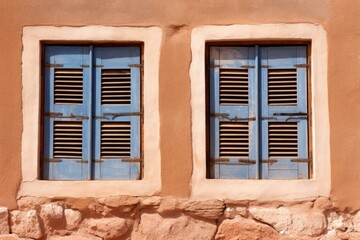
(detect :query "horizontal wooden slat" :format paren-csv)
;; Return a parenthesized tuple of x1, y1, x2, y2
(101, 122, 131, 158)
(268, 69, 297, 106)
(53, 121, 82, 159)
(220, 68, 248, 105)
(268, 122, 298, 158)
(219, 122, 249, 158)
(54, 69, 83, 105)
(101, 69, 131, 105)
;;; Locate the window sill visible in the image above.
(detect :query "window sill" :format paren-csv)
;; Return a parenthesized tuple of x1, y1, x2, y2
(18, 179, 160, 198)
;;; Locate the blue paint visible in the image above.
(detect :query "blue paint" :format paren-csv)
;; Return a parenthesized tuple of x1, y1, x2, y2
(43, 45, 141, 180)
(209, 45, 309, 179)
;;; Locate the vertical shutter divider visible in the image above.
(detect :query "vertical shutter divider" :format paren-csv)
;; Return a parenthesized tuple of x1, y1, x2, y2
(87, 46, 94, 180)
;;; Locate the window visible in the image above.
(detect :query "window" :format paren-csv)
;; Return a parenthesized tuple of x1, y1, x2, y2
(43, 45, 142, 180)
(21, 26, 161, 197)
(190, 24, 330, 200)
(208, 45, 309, 180)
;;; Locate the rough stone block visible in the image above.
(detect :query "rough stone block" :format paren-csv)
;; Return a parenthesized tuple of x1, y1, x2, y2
(179, 199, 224, 220)
(132, 213, 217, 240)
(80, 217, 133, 240)
(249, 206, 291, 232)
(10, 210, 43, 239)
(0, 207, 9, 234)
(64, 209, 82, 230)
(215, 216, 281, 240)
(289, 211, 327, 237)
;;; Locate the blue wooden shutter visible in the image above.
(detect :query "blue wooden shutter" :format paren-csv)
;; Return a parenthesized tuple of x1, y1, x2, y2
(209, 46, 257, 179)
(43, 46, 91, 180)
(260, 46, 309, 179)
(93, 46, 141, 180)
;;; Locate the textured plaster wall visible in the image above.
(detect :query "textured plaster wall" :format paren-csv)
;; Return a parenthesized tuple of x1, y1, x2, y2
(0, 0, 358, 211)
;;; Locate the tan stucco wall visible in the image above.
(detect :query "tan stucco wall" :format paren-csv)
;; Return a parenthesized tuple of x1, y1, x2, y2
(0, 0, 359, 211)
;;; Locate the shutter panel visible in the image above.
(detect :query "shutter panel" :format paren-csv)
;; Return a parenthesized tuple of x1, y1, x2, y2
(260, 46, 309, 179)
(43, 46, 91, 180)
(93, 47, 141, 180)
(209, 47, 257, 179)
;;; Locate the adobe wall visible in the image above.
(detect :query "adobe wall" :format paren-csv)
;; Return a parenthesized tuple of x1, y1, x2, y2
(1, 0, 360, 234)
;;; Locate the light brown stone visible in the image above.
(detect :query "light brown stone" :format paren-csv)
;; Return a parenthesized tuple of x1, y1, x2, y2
(132, 213, 217, 240)
(157, 197, 179, 214)
(314, 197, 333, 211)
(215, 216, 281, 240)
(179, 199, 224, 220)
(80, 217, 133, 240)
(64, 209, 82, 230)
(40, 203, 63, 220)
(337, 231, 360, 240)
(0, 234, 21, 240)
(65, 198, 96, 211)
(10, 210, 43, 239)
(352, 210, 360, 232)
(140, 196, 162, 207)
(289, 211, 327, 237)
(0, 207, 9, 234)
(97, 195, 139, 208)
(49, 233, 102, 240)
(17, 197, 49, 211)
(327, 212, 352, 233)
(249, 206, 291, 232)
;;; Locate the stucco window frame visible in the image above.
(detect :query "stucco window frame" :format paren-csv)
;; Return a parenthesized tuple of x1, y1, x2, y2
(190, 23, 330, 200)
(20, 26, 162, 198)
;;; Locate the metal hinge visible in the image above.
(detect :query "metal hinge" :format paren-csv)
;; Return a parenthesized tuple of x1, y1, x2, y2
(75, 160, 88, 163)
(261, 159, 278, 164)
(45, 63, 63, 68)
(211, 158, 256, 165)
(273, 112, 308, 117)
(129, 64, 143, 68)
(261, 117, 277, 121)
(101, 112, 143, 120)
(291, 158, 310, 163)
(241, 65, 255, 69)
(95, 158, 142, 163)
(80, 64, 89, 68)
(44, 112, 89, 120)
(294, 64, 309, 68)
(210, 113, 255, 122)
(43, 158, 62, 163)
(261, 65, 270, 68)
(95, 64, 104, 68)
(209, 64, 221, 68)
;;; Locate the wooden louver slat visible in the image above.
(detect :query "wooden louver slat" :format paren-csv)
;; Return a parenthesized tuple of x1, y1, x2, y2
(268, 122, 298, 158)
(268, 69, 297, 106)
(219, 122, 249, 158)
(219, 69, 248, 105)
(53, 121, 82, 159)
(54, 69, 83, 104)
(101, 122, 131, 158)
(101, 69, 131, 105)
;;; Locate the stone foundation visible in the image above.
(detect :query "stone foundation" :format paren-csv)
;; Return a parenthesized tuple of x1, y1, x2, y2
(0, 197, 359, 239)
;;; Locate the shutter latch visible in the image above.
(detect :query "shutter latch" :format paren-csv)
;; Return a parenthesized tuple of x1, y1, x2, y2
(210, 113, 255, 122)
(211, 158, 256, 165)
(44, 112, 89, 120)
(291, 158, 310, 163)
(273, 112, 308, 116)
(101, 112, 143, 120)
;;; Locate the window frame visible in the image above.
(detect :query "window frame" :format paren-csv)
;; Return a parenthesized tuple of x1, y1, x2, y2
(20, 26, 162, 197)
(190, 24, 330, 200)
